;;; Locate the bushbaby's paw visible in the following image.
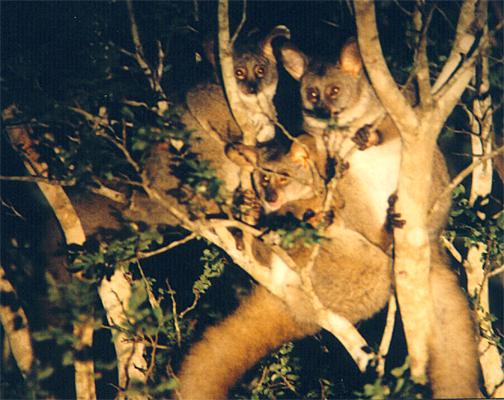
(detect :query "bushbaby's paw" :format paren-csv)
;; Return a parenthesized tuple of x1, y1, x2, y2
(352, 124, 383, 151)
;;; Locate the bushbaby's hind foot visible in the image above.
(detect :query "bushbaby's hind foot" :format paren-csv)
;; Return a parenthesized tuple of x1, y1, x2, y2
(228, 227, 245, 250)
(385, 193, 406, 232)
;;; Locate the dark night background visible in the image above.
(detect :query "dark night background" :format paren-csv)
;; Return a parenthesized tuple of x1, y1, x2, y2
(1, 1, 502, 399)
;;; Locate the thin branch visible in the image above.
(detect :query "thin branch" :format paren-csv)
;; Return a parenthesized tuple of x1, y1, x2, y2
(217, 0, 256, 144)
(138, 233, 197, 259)
(88, 185, 128, 204)
(179, 292, 200, 319)
(193, 0, 199, 22)
(166, 278, 182, 348)
(354, 1, 418, 134)
(0, 265, 34, 377)
(434, 29, 490, 122)
(1, 198, 26, 220)
(0, 175, 76, 186)
(98, 270, 148, 393)
(3, 113, 97, 400)
(488, 265, 504, 278)
(230, 0, 247, 47)
(393, 0, 414, 17)
(125, 0, 167, 101)
(432, 0, 478, 93)
(414, 2, 434, 108)
(430, 146, 504, 217)
(441, 236, 463, 264)
(377, 294, 397, 377)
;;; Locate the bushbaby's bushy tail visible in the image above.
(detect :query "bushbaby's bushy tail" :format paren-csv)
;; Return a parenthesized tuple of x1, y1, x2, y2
(177, 286, 318, 400)
(428, 249, 480, 398)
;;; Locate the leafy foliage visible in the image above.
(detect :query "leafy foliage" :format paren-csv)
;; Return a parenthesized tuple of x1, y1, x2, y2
(237, 343, 301, 400)
(355, 358, 428, 400)
(67, 221, 165, 282)
(192, 247, 227, 296)
(447, 185, 504, 270)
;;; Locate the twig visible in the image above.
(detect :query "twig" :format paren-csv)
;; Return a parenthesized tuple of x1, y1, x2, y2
(0, 175, 76, 186)
(0, 265, 34, 377)
(377, 294, 397, 377)
(230, 0, 247, 47)
(166, 279, 182, 347)
(2, 112, 97, 400)
(432, 0, 479, 93)
(193, 0, 199, 22)
(125, 0, 167, 100)
(441, 236, 463, 264)
(354, 1, 418, 134)
(430, 146, 504, 217)
(138, 233, 197, 259)
(179, 292, 200, 319)
(393, 0, 414, 17)
(414, 2, 434, 108)
(488, 265, 504, 278)
(89, 185, 128, 204)
(1, 198, 26, 220)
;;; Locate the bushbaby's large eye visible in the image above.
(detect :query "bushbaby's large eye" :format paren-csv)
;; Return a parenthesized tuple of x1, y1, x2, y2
(306, 87, 319, 104)
(327, 85, 339, 99)
(255, 65, 265, 78)
(261, 175, 270, 185)
(235, 68, 246, 80)
(278, 176, 288, 185)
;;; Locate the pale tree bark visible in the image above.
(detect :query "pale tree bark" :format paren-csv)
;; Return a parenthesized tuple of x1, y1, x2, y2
(2, 109, 96, 400)
(98, 272, 148, 397)
(354, 0, 485, 382)
(0, 265, 34, 377)
(463, 43, 504, 397)
(3, 108, 148, 399)
(355, 0, 432, 381)
(217, 0, 257, 146)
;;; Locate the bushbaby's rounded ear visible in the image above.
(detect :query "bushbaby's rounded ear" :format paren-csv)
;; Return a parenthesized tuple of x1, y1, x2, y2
(339, 38, 362, 77)
(225, 143, 258, 172)
(261, 25, 291, 62)
(289, 141, 309, 164)
(280, 43, 308, 81)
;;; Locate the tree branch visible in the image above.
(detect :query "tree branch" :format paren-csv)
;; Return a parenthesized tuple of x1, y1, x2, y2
(429, 146, 504, 218)
(217, 0, 257, 145)
(463, 32, 504, 396)
(434, 1, 490, 123)
(125, 0, 168, 106)
(98, 270, 148, 397)
(377, 294, 397, 377)
(432, 0, 478, 93)
(230, 0, 247, 47)
(414, 2, 433, 109)
(355, 1, 436, 382)
(354, 0, 418, 134)
(2, 111, 149, 398)
(0, 265, 34, 377)
(2, 111, 97, 400)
